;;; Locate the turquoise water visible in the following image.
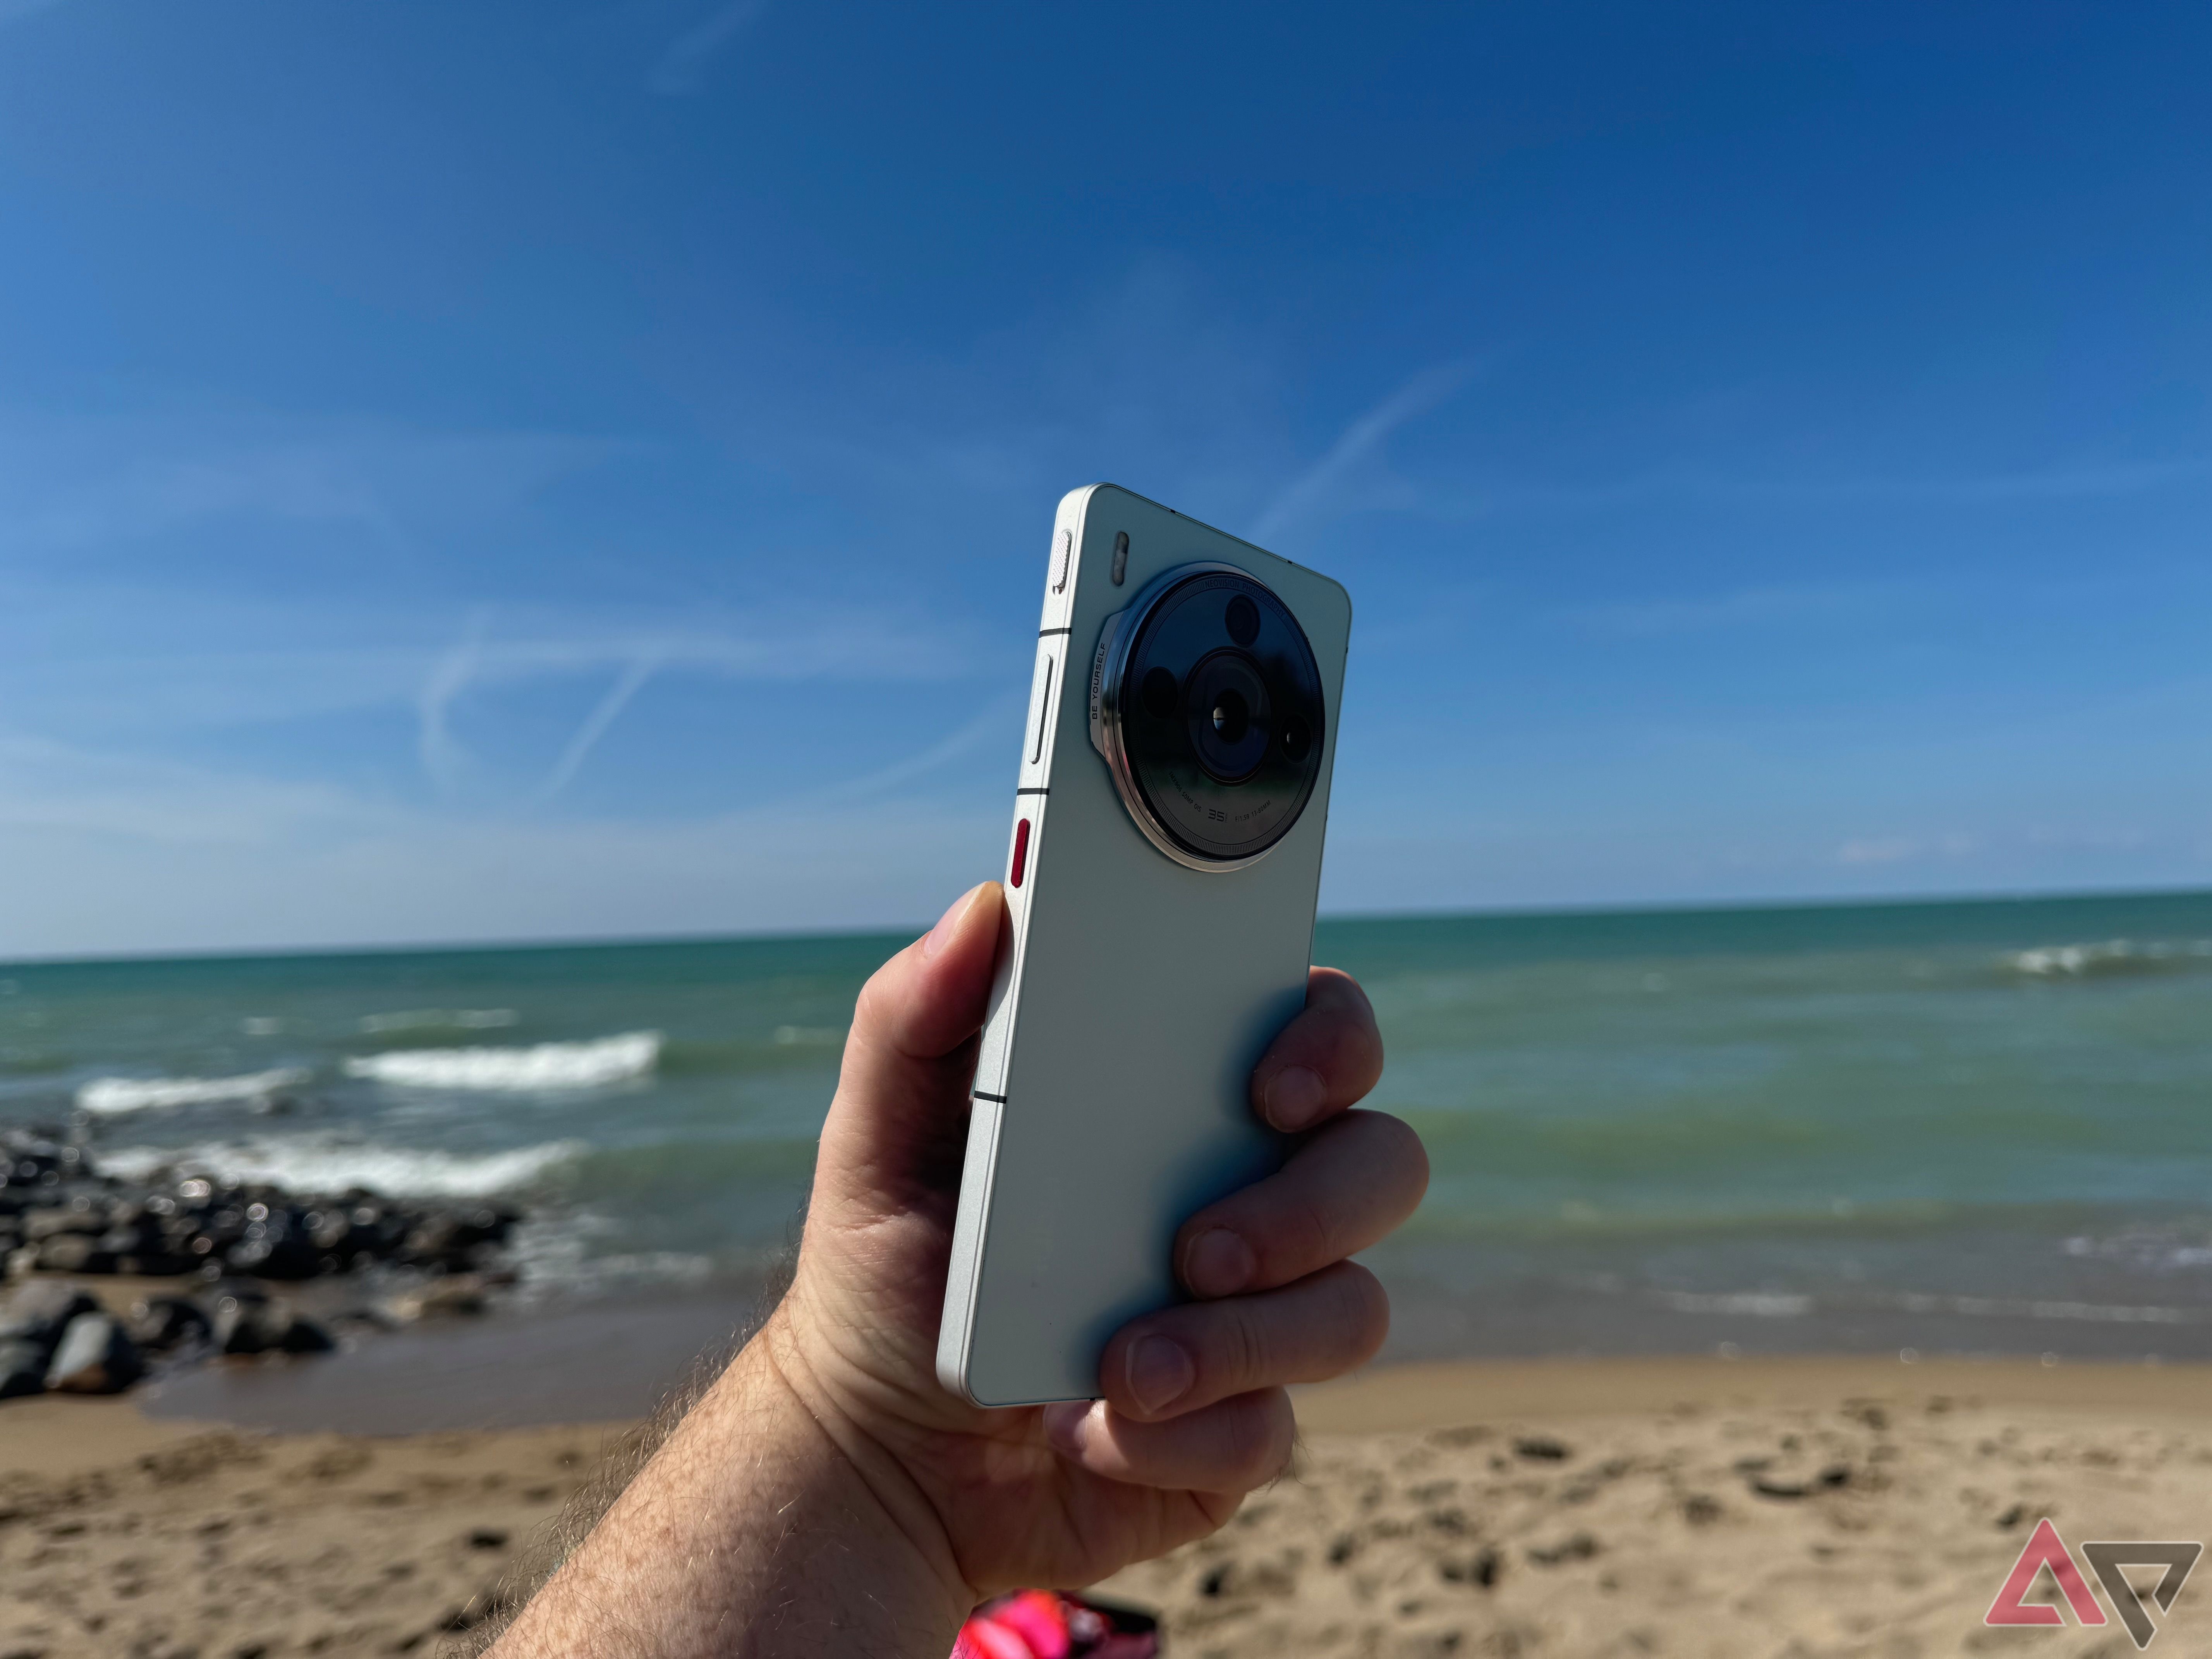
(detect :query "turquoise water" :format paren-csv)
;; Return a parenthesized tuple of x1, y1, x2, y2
(7, 890, 2212, 1358)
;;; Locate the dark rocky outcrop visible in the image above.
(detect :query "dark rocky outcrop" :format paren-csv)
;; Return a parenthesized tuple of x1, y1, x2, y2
(1, 1127, 525, 1403)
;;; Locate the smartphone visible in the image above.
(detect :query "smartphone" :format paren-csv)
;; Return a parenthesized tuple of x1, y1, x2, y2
(936, 483, 1352, 1406)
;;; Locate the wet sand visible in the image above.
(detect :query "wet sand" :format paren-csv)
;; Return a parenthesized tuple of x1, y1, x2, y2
(5, 1355, 2210, 1657)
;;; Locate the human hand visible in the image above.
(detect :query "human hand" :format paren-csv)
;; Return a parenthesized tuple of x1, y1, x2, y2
(764, 880, 1426, 1614)
(493, 879, 1425, 1657)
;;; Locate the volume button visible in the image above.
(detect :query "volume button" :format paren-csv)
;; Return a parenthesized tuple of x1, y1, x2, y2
(1030, 657, 1055, 763)
(1051, 529, 1073, 595)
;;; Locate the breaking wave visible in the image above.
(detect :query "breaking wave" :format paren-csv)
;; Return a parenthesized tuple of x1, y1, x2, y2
(76, 1067, 310, 1116)
(358, 1008, 520, 1035)
(2006, 938, 2212, 979)
(96, 1135, 586, 1198)
(343, 1031, 661, 1092)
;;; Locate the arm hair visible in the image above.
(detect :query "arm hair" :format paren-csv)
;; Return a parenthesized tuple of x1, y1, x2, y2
(441, 1219, 804, 1657)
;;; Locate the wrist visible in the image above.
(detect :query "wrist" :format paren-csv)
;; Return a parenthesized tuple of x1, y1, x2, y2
(493, 1312, 970, 1657)
(751, 1298, 978, 1612)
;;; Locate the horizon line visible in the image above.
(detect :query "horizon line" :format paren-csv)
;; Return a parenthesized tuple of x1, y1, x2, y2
(5, 880, 2211, 973)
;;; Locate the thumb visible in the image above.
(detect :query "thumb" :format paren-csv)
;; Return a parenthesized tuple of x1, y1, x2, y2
(815, 881, 1008, 1213)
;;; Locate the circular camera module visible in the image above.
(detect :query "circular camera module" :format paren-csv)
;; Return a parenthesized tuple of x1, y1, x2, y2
(1094, 565, 1326, 869)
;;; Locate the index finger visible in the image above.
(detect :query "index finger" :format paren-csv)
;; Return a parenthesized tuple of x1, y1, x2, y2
(1250, 966, 1384, 1133)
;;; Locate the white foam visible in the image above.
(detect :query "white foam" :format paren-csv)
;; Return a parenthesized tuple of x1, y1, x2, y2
(76, 1067, 310, 1116)
(96, 1135, 586, 1197)
(2008, 938, 2212, 977)
(343, 1030, 661, 1091)
(1891, 1291, 2206, 1326)
(358, 1008, 520, 1034)
(1659, 1290, 1814, 1318)
(503, 1211, 715, 1302)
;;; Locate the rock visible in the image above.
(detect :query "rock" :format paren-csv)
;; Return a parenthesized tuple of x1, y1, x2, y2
(1748, 1464, 1851, 1500)
(212, 1295, 278, 1356)
(276, 1314, 336, 1354)
(45, 1311, 144, 1393)
(0, 1336, 48, 1398)
(225, 1223, 322, 1280)
(0, 1281, 100, 1348)
(127, 1295, 213, 1353)
(1527, 1531, 1600, 1566)
(34, 1233, 119, 1273)
(23, 1202, 104, 1241)
(388, 1274, 489, 1322)
(1514, 1436, 1572, 1461)
(401, 1206, 518, 1272)
(210, 1293, 333, 1358)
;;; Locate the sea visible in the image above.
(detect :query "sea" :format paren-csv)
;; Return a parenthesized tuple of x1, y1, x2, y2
(7, 888, 2212, 1394)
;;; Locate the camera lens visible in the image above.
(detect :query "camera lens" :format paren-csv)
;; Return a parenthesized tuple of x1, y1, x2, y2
(1103, 567, 1326, 866)
(1187, 650, 1270, 783)
(1225, 594, 1260, 646)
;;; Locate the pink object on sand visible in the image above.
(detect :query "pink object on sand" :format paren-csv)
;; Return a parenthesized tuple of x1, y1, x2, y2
(995, 1590, 1072, 1659)
(952, 1593, 1159, 1659)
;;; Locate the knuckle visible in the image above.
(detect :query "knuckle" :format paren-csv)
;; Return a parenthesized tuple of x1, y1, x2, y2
(1372, 1111, 1431, 1198)
(1219, 1301, 1269, 1388)
(1334, 1264, 1391, 1360)
(1284, 1192, 1338, 1274)
(1231, 1393, 1295, 1485)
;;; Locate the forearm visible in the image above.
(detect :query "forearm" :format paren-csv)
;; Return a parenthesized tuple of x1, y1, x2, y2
(489, 1326, 969, 1659)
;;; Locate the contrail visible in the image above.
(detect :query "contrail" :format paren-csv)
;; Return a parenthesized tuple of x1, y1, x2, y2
(537, 653, 662, 802)
(1252, 360, 1475, 544)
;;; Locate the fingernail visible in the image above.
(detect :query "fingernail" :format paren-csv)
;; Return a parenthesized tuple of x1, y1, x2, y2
(1125, 1334, 1195, 1415)
(1042, 1400, 1094, 1455)
(923, 884, 982, 960)
(1183, 1228, 1255, 1298)
(1262, 1065, 1327, 1131)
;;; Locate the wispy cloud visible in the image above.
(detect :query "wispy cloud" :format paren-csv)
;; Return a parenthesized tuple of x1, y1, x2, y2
(648, 0, 769, 96)
(399, 611, 996, 799)
(1252, 361, 1475, 544)
(536, 653, 663, 802)
(800, 691, 1025, 809)
(417, 615, 490, 794)
(0, 730, 1001, 958)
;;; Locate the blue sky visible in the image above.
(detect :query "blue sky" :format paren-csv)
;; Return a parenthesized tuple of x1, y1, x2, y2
(2, 1, 2208, 956)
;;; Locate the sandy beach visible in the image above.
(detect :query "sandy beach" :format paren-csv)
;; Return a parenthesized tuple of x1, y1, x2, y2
(7, 1353, 2209, 1657)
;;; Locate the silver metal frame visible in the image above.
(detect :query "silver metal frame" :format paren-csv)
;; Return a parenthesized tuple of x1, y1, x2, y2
(1088, 560, 1298, 874)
